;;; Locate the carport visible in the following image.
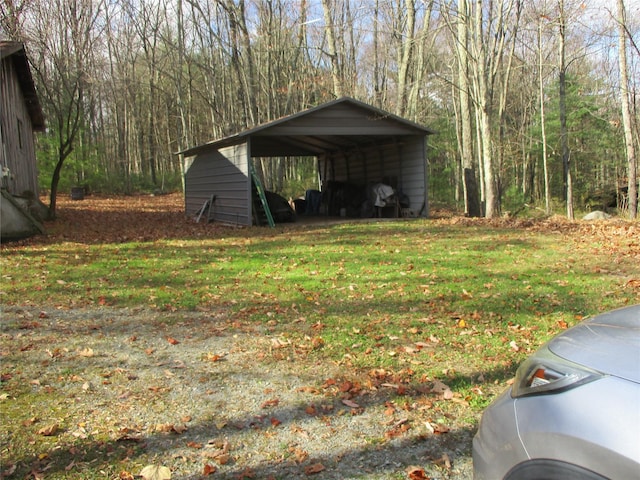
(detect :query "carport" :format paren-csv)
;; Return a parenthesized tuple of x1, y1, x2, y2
(179, 97, 434, 226)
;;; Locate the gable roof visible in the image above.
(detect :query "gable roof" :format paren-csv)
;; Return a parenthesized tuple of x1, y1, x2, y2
(179, 97, 434, 158)
(1, 41, 45, 131)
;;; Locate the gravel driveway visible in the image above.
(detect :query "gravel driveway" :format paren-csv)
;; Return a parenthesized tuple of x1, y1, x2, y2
(1, 306, 475, 479)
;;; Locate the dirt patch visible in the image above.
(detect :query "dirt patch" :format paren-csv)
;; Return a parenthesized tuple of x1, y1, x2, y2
(1, 306, 474, 480)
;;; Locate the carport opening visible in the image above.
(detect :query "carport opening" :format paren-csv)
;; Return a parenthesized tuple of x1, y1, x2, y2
(251, 152, 408, 225)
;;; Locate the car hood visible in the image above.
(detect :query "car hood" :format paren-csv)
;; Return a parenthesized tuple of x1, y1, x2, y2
(548, 305, 640, 384)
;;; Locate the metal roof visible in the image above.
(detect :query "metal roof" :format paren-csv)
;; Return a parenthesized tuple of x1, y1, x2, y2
(178, 97, 434, 158)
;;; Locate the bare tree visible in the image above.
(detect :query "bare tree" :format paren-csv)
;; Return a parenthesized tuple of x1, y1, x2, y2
(25, 0, 103, 216)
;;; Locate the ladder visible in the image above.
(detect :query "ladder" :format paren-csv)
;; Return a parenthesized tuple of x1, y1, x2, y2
(250, 164, 275, 227)
(195, 194, 216, 223)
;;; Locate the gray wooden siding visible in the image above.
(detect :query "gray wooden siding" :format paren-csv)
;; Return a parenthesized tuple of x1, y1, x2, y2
(184, 143, 252, 226)
(319, 136, 427, 215)
(0, 55, 39, 195)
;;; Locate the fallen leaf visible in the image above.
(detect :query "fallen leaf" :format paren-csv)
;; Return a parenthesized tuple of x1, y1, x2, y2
(157, 422, 184, 434)
(406, 465, 429, 479)
(202, 439, 231, 464)
(261, 398, 280, 409)
(339, 381, 353, 392)
(424, 421, 435, 434)
(172, 424, 188, 434)
(304, 463, 325, 475)
(434, 453, 452, 469)
(140, 465, 171, 480)
(432, 422, 450, 434)
(77, 347, 94, 357)
(205, 353, 224, 362)
(341, 399, 360, 408)
(431, 379, 453, 399)
(385, 421, 411, 438)
(38, 424, 58, 436)
(166, 337, 180, 345)
(270, 417, 282, 427)
(203, 464, 216, 475)
(23, 417, 38, 426)
(271, 338, 289, 348)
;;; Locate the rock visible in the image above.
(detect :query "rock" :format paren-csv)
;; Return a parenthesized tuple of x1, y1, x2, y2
(582, 210, 611, 221)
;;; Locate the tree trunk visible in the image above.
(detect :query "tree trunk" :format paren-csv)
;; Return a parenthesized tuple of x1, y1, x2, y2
(396, 0, 416, 117)
(558, 0, 573, 219)
(456, 0, 480, 216)
(539, 18, 551, 215)
(617, 0, 637, 218)
(473, 0, 498, 218)
(373, 0, 384, 106)
(321, 0, 343, 98)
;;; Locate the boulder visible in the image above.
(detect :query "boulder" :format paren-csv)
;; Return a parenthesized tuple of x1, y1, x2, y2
(582, 210, 611, 221)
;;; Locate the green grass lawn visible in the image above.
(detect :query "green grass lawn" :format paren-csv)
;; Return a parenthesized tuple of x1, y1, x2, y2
(3, 218, 637, 387)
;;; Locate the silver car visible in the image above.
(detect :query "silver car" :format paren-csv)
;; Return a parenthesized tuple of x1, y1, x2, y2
(473, 305, 640, 480)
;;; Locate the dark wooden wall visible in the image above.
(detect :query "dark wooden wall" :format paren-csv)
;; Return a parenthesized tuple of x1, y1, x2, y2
(1, 52, 40, 196)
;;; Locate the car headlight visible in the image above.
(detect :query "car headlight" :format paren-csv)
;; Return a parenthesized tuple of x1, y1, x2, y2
(511, 345, 603, 398)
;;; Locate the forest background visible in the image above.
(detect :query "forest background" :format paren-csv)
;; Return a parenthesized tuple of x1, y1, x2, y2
(1, 0, 638, 219)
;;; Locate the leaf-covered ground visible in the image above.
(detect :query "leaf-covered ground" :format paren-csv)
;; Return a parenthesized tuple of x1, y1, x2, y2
(1, 194, 638, 480)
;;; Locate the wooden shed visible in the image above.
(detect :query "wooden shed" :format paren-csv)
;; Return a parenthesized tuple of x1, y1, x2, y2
(180, 97, 434, 226)
(1, 41, 45, 196)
